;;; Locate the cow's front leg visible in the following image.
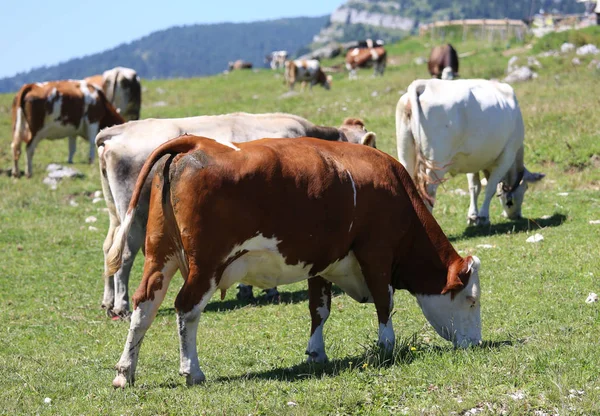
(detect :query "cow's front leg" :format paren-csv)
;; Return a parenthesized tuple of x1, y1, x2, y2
(306, 276, 332, 363)
(175, 274, 217, 386)
(87, 124, 99, 163)
(113, 258, 177, 388)
(68, 136, 76, 163)
(466, 172, 481, 225)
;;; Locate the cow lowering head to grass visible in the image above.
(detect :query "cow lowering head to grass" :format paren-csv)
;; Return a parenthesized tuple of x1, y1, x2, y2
(11, 80, 124, 178)
(428, 44, 459, 80)
(284, 59, 332, 91)
(107, 135, 482, 388)
(96, 113, 377, 319)
(396, 78, 543, 225)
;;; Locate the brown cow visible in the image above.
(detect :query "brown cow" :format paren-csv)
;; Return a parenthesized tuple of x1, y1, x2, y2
(108, 135, 482, 388)
(228, 60, 253, 71)
(85, 67, 142, 121)
(345, 46, 387, 79)
(11, 80, 124, 177)
(428, 44, 459, 80)
(284, 59, 332, 91)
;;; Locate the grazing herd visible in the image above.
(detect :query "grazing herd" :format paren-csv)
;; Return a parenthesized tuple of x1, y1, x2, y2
(7, 40, 542, 388)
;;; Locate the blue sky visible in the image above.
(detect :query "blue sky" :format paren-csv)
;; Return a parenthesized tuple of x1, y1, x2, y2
(0, 0, 341, 78)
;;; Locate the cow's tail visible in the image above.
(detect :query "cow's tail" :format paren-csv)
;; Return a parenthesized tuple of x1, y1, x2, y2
(407, 81, 437, 207)
(12, 84, 34, 147)
(105, 135, 204, 276)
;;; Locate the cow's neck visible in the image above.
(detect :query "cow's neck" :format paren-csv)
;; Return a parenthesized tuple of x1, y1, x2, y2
(393, 172, 464, 296)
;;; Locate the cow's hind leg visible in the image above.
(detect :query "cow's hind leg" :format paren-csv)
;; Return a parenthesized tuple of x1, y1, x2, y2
(466, 172, 481, 225)
(174, 273, 217, 386)
(477, 152, 515, 225)
(113, 257, 178, 388)
(67, 136, 76, 163)
(87, 123, 99, 163)
(306, 276, 332, 363)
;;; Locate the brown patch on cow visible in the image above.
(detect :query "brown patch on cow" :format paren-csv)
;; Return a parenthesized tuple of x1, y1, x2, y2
(345, 47, 387, 69)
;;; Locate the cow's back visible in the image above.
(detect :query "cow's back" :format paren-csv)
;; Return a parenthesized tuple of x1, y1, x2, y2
(409, 79, 523, 173)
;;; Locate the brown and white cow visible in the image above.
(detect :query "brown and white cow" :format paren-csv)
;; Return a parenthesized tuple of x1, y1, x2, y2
(265, 50, 288, 70)
(11, 80, 124, 178)
(228, 60, 253, 71)
(428, 44, 459, 80)
(107, 135, 482, 387)
(96, 113, 376, 318)
(284, 59, 332, 91)
(345, 46, 387, 80)
(85, 67, 141, 121)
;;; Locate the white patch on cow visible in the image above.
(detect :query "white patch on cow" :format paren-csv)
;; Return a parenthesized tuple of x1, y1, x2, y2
(415, 257, 482, 348)
(347, 170, 357, 232)
(214, 139, 240, 151)
(48, 87, 58, 101)
(370, 49, 379, 60)
(35, 82, 47, 87)
(220, 234, 371, 302)
(378, 319, 395, 351)
(351, 48, 360, 57)
(306, 287, 330, 363)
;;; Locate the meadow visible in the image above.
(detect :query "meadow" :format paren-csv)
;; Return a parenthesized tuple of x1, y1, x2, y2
(0, 29, 600, 415)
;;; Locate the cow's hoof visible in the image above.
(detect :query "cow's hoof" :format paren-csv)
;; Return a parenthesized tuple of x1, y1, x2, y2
(106, 308, 131, 321)
(306, 350, 328, 364)
(475, 216, 490, 226)
(183, 372, 206, 386)
(263, 288, 280, 304)
(236, 285, 255, 302)
(112, 373, 129, 389)
(467, 216, 478, 226)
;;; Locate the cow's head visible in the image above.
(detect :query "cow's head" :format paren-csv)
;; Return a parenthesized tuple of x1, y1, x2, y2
(497, 169, 528, 219)
(339, 118, 376, 147)
(415, 256, 482, 348)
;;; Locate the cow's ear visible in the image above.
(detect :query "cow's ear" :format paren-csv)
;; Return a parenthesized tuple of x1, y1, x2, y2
(361, 132, 377, 148)
(442, 257, 470, 295)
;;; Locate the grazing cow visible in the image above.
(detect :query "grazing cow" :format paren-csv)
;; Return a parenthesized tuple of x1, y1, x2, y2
(284, 60, 332, 91)
(11, 80, 124, 178)
(265, 50, 288, 70)
(228, 60, 253, 71)
(96, 113, 376, 318)
(346, 39, 385, 50)
(345, 46, 387, 79)
(108, 135, 482, 388)
(428, 44, 459, 80)
(85, 67, 141, 121)
(396, 79, 542, 225)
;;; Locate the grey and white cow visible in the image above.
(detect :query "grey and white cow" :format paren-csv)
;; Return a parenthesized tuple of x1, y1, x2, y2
(97, 112, 377, 318)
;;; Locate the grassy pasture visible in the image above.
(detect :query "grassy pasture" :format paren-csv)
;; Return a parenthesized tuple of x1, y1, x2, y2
(1, 32, 600, 415)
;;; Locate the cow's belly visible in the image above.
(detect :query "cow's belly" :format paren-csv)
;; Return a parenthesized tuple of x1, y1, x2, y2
(37, 122, 82, 140)
(218, 235, 372, 302)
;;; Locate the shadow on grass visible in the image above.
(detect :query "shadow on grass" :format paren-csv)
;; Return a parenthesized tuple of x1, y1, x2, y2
(209, 336, 515, 384)
(155, 286, 345, 317)
(448, 213, 567, 242)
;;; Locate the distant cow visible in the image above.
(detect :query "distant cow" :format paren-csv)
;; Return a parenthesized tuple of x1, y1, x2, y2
(345, 46, 387, 79)
(265, 50, 288, 70)
(11, 80, 124, 178)
(396, 79, 542, 225)
(85, 67, 141, 121)
(96, 113, 376, 318)
(228, 60, 253, 71)
(428, 44, 459, 80)
(346, 39, 385, 50)
(109, 135, 482, 388)
(284, 60, 332, 91)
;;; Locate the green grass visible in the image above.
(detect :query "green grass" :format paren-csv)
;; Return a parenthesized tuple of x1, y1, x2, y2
(1, 31, 600, 415)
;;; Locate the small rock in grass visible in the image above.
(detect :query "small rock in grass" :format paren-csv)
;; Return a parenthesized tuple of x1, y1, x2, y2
(557, 192, 569, 196)
(451, 188, 468, 196)
(477, 244, 494, 249)
(44, 397, 52, 404)
(17, 244, 23, 251)
(585, 293, 598, 304)
(85, 216, 97, 223)
(93, 190, 102, 198)
(572, 57, 581, 66)
(92, 197, 103, 204)
(509, 391, 526, 400)
(88, 226, 98, 232)
(526, 234, 544, 243)
(287, 401, 297, 407)
(69, 199, 79, 207)
(589, 220, 600, 224)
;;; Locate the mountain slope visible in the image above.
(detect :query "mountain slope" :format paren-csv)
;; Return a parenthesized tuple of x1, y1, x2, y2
(0, 16, 328, 93)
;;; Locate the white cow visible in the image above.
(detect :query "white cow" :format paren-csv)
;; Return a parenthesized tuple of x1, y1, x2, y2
(96, 113, 377, 318)
(266, 50, 288, 70)
(396, 78, 541, 225)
